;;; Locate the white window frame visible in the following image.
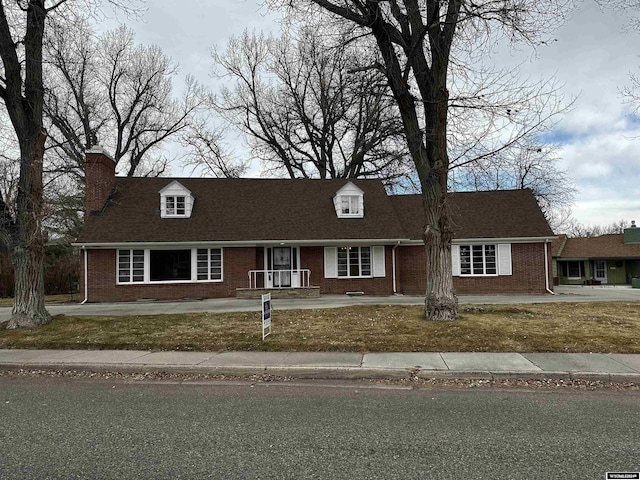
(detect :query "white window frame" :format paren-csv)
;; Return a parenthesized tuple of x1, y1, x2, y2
(337, 246, 372, 278)
(196, 248, 223, 282)
(340, 195, 361, 216)
(159, 181, 194, 219)
(116, 248, 224, 284)
(117, 249, 145, 284)
(459, 244, 498, 277)
(164, 195, 187, 217)
(333, 182, 364, 218)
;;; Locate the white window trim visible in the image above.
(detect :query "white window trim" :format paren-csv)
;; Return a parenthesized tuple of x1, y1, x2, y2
(164, 195, 187, 217)
(159, 181, 195, 219)
(458, 244, 499, 277)
(116, 248, 145, 284)
(195, 248, 224, 282)
(339, 195, 362, 217)
(333, 182, 364, 218)
(116, 248, 224, 285)
(453, 243, 511, 277)
(336, 246, 373, 279)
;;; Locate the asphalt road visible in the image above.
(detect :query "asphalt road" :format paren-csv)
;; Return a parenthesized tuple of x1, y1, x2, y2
(1, 377, 639, 479)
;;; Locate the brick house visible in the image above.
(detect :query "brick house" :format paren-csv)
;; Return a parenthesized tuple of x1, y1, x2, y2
(74, 147, 556, 302)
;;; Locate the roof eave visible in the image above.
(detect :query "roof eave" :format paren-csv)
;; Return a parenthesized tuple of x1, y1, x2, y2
(71, 238, 412, 249)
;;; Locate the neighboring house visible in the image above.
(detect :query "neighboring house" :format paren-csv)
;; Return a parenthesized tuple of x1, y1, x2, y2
(553, 226, 640, 285)
(74, 147, 556, 302)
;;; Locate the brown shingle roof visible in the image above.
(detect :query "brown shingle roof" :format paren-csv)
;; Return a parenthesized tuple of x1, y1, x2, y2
(390, 189, 554, 240)
(76, 179, 555, 245)
(557, 234, 640, 259)
(551, 234, 568, 256)
(77, 178, 404, 244)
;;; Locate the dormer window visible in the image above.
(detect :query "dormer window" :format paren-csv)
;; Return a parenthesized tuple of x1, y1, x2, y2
(341, 195, 360, 215)
(166, 196, 186, 216)
(334, 182, 364, 218)
(159, 181, 194, 219)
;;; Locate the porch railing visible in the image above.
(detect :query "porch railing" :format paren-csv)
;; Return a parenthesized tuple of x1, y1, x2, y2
(248, 269, 311, 289)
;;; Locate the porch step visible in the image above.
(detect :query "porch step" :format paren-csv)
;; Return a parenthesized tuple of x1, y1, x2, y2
(235, 287, 320, 299)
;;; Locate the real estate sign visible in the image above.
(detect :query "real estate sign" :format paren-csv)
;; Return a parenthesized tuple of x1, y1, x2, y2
(262, 293, 271, 340)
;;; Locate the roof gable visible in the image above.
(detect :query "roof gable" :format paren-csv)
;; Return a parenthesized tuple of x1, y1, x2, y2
(159, 180, 192, 196)
(158, 180, 195, 218)
(333, 181, 365, 218)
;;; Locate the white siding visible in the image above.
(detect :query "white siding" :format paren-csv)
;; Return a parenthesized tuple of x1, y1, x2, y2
(159, 181, 195, 218)
(333, 181, 364, 218)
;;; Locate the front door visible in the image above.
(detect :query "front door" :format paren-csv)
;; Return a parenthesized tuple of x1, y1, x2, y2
(594, 260, 608, 284)
(266, 247, 299, 287)
(272, 247, 292, 287)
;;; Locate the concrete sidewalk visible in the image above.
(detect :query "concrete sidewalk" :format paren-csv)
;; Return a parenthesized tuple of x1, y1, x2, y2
(1, 349, 639, 383)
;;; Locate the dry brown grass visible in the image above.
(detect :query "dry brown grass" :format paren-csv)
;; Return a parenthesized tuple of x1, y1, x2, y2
(0, 295, 78, 307)
(1, 302, 639, 353)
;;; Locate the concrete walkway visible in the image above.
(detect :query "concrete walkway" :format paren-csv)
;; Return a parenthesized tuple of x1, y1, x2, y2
(1, 349, 639, 383)
(2, 285, 640, 321)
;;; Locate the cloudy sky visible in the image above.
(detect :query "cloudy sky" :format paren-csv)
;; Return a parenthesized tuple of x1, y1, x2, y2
(107, 0, 640, 228)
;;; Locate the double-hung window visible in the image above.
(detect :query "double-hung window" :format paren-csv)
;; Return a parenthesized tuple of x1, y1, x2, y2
(197, 248, 223, 281)
(340, 195, 360, 216)
(118, 249, 145, 283)
(459, 244, 497, 276)
(165, 196, 186, 216)
(337, 246, 371, 277)
(560, 261, 583, 278)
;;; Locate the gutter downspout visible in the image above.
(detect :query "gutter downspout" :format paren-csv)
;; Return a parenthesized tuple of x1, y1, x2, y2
(392, 241, 400, 294)
(544, 240, 555, 295)
(81, 247, 89, 304)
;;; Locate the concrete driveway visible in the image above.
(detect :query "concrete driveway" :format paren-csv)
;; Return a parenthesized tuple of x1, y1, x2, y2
(1, 285, 639, 320)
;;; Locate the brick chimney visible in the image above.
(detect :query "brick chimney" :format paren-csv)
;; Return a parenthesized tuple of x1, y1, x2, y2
(84, 145, 116, 215)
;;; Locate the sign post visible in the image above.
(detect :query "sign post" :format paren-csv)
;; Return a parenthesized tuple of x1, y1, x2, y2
(261, 293, 271, 340)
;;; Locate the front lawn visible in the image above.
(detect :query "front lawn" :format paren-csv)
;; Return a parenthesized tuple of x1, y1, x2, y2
(1, 302, 639, 353)
(0, 294, 78, 307)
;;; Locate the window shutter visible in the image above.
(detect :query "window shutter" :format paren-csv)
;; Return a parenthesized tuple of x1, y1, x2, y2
(372, 246, 386, 277)
(451, 244, 461, 276)
(324, 247, 337, 278)
(498, 244, 512, 276)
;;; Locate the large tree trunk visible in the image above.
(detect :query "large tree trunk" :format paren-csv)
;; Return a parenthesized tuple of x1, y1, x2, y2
(7, 128, 51, 329)
(417, 34, 459, 321)
(422, 191, 458, 321)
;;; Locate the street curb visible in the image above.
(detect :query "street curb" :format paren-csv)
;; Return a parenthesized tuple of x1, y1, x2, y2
(1, 363, 637, 384)
(415, 370, 492, 380)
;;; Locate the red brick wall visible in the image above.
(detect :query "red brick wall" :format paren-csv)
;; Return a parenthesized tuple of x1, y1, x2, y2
(301, 246, 394, 295)
(79, 242, 552, 301)
(81, 247, 256, 302)
(397, 242, 552, 295)
(85, 149, 116, 214)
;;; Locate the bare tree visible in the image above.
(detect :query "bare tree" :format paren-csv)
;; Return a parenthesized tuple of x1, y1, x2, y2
(561, 218, 630, 237)
(181, 114, 249, 178)
(270, 0, 573, 320)
(209, 26, 410, 182)
(44, 23, 204, 179)
(0, 0, 142, 329)
(449, 140, 576, 218)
